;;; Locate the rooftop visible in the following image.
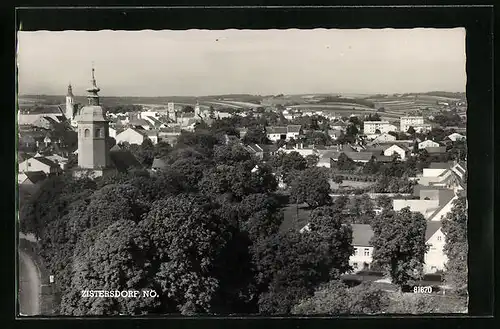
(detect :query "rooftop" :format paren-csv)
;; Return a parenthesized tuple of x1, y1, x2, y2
(352, 224, 374, 246)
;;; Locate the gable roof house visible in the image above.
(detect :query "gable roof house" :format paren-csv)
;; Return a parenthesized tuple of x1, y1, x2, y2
(115, 128, 153, 146)
(128, 118, 153, 131)
(383, 144, 409, 160)
(418, 139, 441, 150)
(18, 156, 62, 175)
(447, 132, 466, 142)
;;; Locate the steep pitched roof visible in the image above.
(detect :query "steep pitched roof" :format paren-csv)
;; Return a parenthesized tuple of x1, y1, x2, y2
(21, 171, 47, 184)
(287, 125, 302, 133)
(33, 156, 59, 168)
(426, 146, 447, 154)
(425, 222, 442, 241)
(109, 150, 143, 173)
(428, 162, 452, 169)
(151, 158, 167, 170)
(267, 126, 287, 134)
(352, 224, 374, 246)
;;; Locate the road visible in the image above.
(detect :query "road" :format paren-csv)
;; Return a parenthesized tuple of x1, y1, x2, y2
(18, 250, 41, 316)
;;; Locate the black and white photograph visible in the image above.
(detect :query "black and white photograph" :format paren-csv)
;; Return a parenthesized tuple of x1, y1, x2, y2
(17, 27, 468, 316)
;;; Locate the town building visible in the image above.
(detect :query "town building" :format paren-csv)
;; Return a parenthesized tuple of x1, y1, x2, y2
(266, 125, 302, 142)
(447, 132, 466, 142)
(383, 144, 409, 160)
(418, 139, 441, 149)
(400, 116, 431, 133)
(18, 156, 62, 175)
(363, 121, 398, 135)
(73, 67, 114, 178)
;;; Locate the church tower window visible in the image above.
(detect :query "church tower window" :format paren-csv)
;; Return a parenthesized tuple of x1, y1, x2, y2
(95, 128, 102, 138)
(84, 129, 90, 137)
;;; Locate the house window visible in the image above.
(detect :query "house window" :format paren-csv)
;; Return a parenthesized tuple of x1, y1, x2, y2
(437, 236, 442, 241)
(95, 128, 102, 138)
(363, 248, 370, 256)
(27, 163, 31, 167)
(354, 248, 359, 256)
(353, 262, 358, 269)
(84, 129, 90, 137)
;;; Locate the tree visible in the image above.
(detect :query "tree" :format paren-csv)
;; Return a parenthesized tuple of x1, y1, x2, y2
(141, 194, 237, 314)
(242, 126, 269, 145)
(363, 156, 380, 175)
(292, 281, 389, 315)
(60, 219, 159, 315)
(371, 208, 428, 287)
(182, 105, 194, 113)
(154, 141, 172, 159)
(305, 154, 319, 168)
(441, 196, 468, 295)
(253, 218, 352, 314)
(213, 143, 252, 166)
(336, 153, 356, 171)
(290, 167, 332, 208)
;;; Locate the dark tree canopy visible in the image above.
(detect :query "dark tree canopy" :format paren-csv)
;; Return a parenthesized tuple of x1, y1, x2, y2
(371, 208, 428, 287)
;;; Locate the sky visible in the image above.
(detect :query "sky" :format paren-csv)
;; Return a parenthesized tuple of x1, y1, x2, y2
(17, 28, 466, 97)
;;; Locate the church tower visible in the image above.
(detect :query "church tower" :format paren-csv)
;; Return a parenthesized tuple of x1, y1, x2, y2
(65, 83, 75, 120)
(76, 66, 111, 171)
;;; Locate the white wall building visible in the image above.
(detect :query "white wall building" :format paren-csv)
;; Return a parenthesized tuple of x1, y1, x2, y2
(419, 139, 441, 149)
(400, 116, 431, 133)
(383, 144, 408, 160)
(115, 128, 147, 145)
(363, 121, 398, 134)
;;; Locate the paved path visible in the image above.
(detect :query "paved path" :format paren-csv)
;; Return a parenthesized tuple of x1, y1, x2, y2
(18, 250, 41, 315)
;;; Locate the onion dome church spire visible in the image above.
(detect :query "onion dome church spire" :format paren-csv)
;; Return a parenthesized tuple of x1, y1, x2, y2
(67, 83, 74, 97)
(86, 64, 101, 106)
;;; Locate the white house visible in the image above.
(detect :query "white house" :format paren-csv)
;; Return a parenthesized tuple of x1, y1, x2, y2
(18, 156, 62, 175)
(363, 121, 397, 134)
(371, 133, 397, 143)
(383, 144, 408, 160)
(349, 224, 375, 272)
(115, 128, 148, 145)
(266, 125, 302, 142)
(109, 127, 117, 139)
(418, 139, 441, 150)
(424, 222, 448, 273)
(400, 116, 431, 133)
(447, 132, 466, 142)
(393, 199, 440, 219)
(45, 154, 68, 170)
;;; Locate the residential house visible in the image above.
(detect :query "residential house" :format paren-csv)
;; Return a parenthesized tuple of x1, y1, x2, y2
(393, 199, 441, 219)
(129, 118, 153, 130)
(363, 121, 398, 135)
(447, 132, 466, 142)
(425, 146, 448, 155)
(115, 128, 149, 145)
(143, 116, 167, 129)
(424, 222, 448, 273)
(330, 151, 375, 163)
(349, 224, 375, 272)
(383, 144, 409, 160)
(278, 144, 319, 158)
(45, 154, 69, 170)
(341, 222, 448, 275)
(245, 144, 278, 161)
(109, 127, 117, 139)
(316, 150, 337, 168)
(266, 125, 302, 142)
(418, 139, 441, 150)
(400, 116, 431, 133)
(370, 132, 397, 143)
(18, 170, 47, 185)
(18, 156, 62, 175)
